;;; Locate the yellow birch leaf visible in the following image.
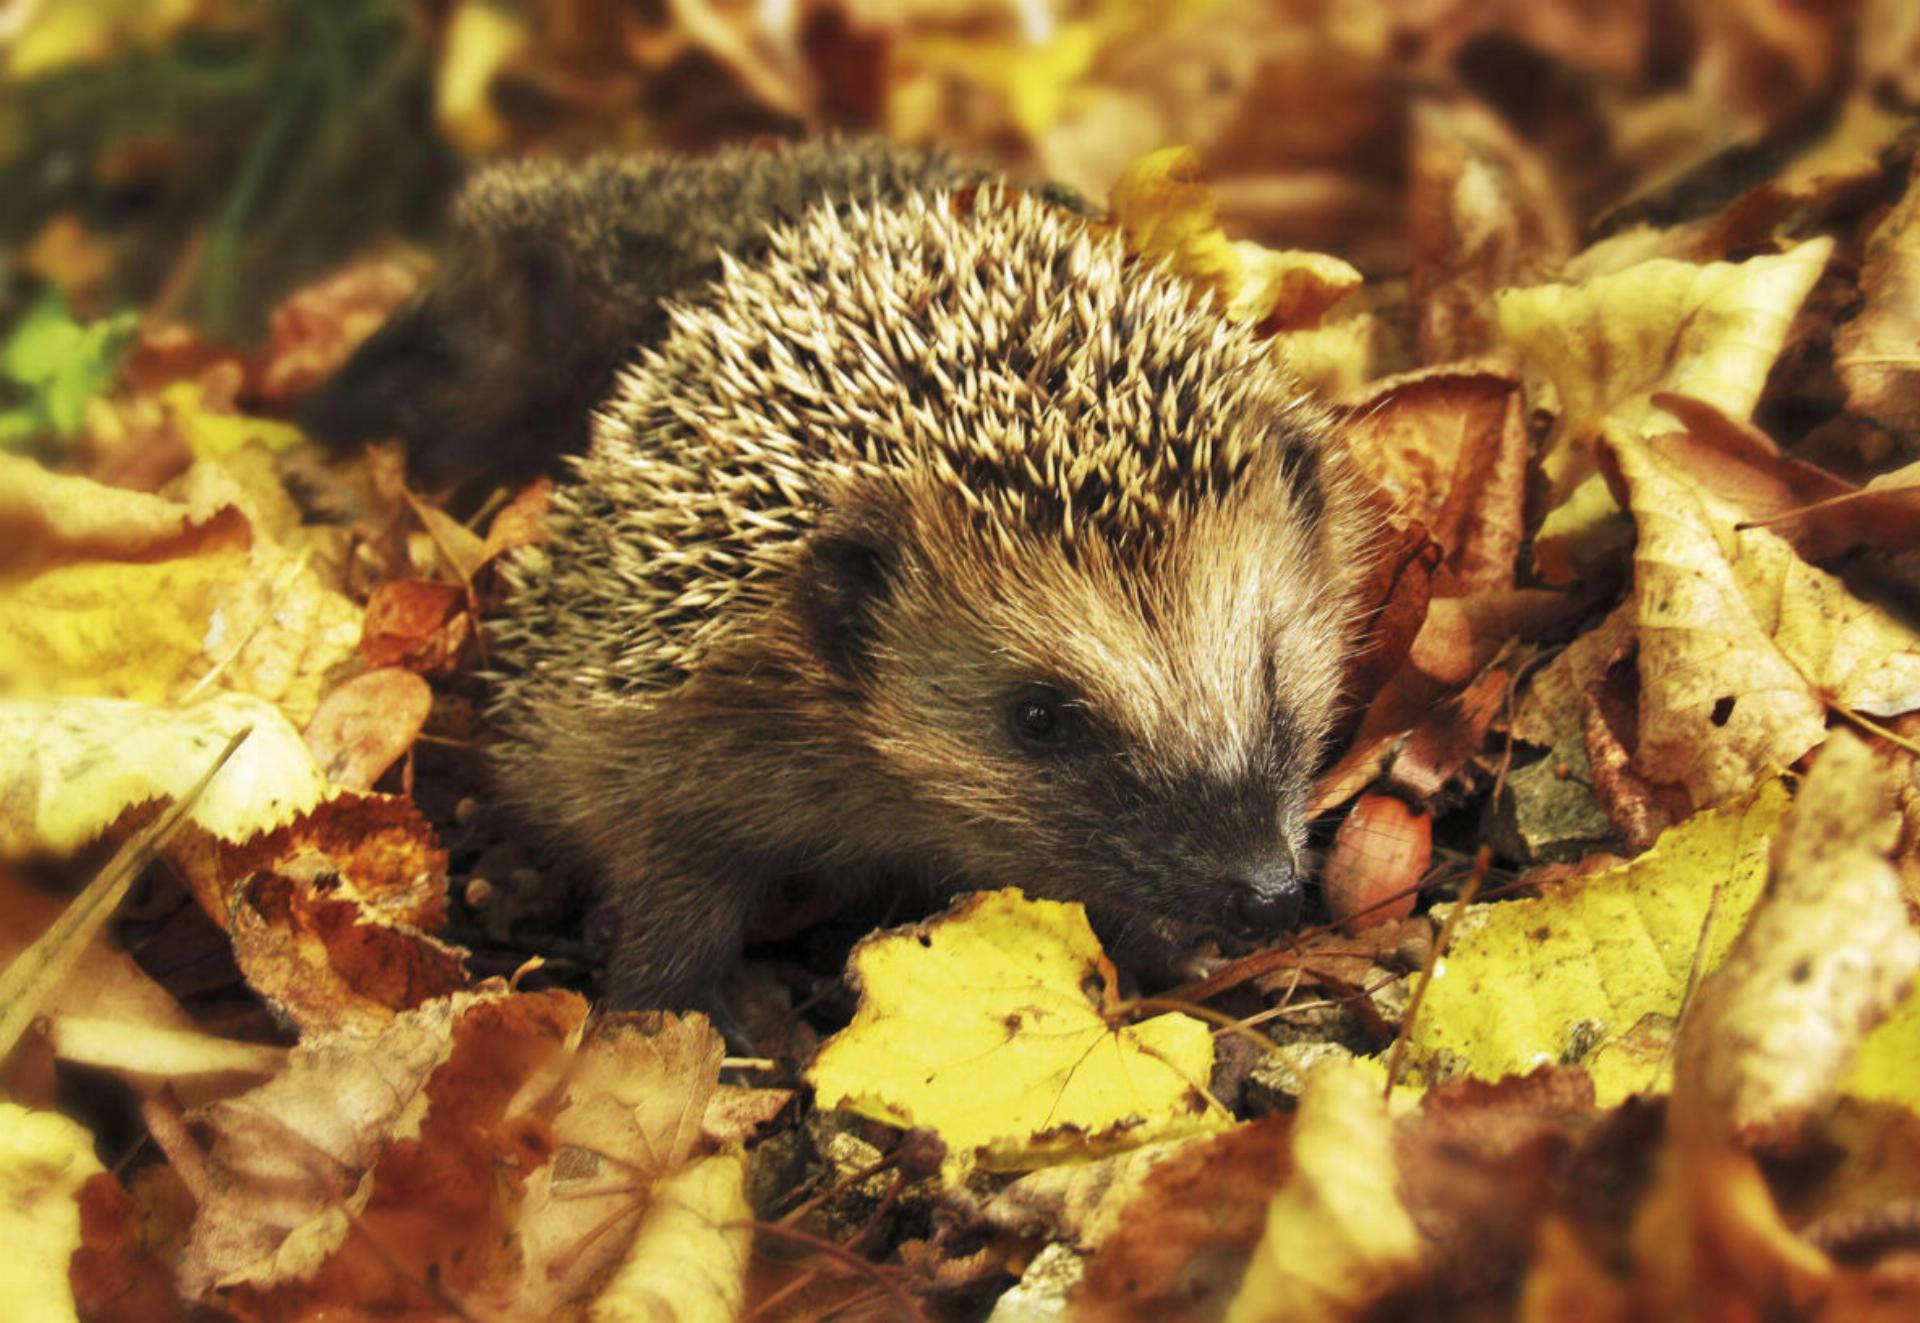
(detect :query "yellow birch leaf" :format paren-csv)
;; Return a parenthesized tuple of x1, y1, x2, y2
(0, 693, 327, 855)
(1108, 146, 1244, 305)
(0, 1102, 105, 1323)
(1224, 1058, 1422, 1323)
(1407, 779, 1790, 1107)
(807, 889, 1226, 1175)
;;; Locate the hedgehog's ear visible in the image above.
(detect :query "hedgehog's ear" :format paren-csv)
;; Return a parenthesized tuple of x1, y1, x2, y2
(802, 517, 897, 679)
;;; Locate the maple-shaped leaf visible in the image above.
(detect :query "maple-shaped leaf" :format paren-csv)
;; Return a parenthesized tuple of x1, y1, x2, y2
(807, 888, 1227, 1175)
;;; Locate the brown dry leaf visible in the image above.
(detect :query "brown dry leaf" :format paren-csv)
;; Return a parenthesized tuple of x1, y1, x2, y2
(1610, 432, 1920, 808)
(226, 870, 470, 1035)
(1835, 162, 1920, 445)
(1512, 606, 1634, 750)
(174, 788, 448, 931)
(1223, 1058, 1423, 1323)
(180, 987, 585, 1307)
(1340, 369, 1526, 590)
(357, 579, 472, 676)
(507, 1013, 727, 1317)
(1073, 1116, 1294, 1323)
(480, 477, 553, 565)
(253, 259, 422, 408)
(1395, 1070, 1603, 1306)
(0, 452, 247, 576)
(1673, 730, 1920, 1148)
(303, 668, 433, 791)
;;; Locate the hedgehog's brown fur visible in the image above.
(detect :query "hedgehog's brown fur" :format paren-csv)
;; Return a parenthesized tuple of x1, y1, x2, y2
(491, 180, 1370, 1010)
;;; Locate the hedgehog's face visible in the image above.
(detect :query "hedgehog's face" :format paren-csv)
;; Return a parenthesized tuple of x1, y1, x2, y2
(807, 460, 1359, 942)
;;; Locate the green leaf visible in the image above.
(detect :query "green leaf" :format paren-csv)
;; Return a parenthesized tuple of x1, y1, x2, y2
(0, 293, 137, 440)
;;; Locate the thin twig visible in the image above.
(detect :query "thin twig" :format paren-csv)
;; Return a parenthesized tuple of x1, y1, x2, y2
(1383, 845, 1491, 1099)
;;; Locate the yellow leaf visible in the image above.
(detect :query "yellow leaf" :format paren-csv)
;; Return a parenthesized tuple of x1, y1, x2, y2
(588, 1149, 752, 1323)
(1499, 238, 1832, 579)
(1407, 779, 1791, 1106)
(1231, 242, 1365, 331)
(1224, 1059, 1422, 1323)
(163, 382, 306, 460)
(0, 551, 244, 702)
(1108, 147, 1362, 332)
(0, 693, 327, 855)
(435, 0, 528, 156)
(0, 456, 361, 725)
(1675, 732, 1920, 1141)
(0, 1102, 105, 1323)
(1108, 146, 1243, 306)
(807, 889, 1226, 1174)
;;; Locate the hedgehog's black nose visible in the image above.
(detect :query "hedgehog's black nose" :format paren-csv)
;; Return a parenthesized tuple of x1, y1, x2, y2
(1227, 857, 1303, 936)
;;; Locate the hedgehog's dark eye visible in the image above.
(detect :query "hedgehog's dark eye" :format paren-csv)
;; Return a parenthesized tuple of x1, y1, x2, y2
(1007, 686, 1073, 752)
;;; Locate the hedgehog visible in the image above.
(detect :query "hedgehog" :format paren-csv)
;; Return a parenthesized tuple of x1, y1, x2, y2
(298, 138, 972, 488)
(477, 152, 1372, 1011)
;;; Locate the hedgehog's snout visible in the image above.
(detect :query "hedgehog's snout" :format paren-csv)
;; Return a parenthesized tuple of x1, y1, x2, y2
(1224, 855, 1304, 936)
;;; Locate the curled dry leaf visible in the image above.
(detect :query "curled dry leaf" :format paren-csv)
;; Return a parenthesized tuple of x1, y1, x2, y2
(807, 888, 1226, 1175)
(1834, 158, 1920, 442)
(0, 451, 246, 576)
(1224, 1058, 1423, 1323)
(1608, 432, 1920, 809)
(1674, 731, 1920, 1148)
(1073, 1118, 1294, 1322)
(1340, 369, 1526, 590)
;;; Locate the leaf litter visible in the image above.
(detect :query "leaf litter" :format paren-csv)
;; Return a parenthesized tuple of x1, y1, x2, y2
(3, 2, 1920, 1320)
